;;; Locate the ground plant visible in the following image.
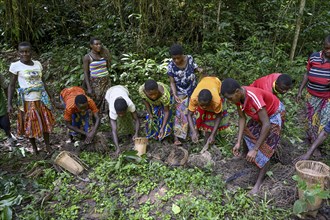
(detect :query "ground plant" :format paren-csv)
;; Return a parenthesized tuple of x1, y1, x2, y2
(0, 0, 329, 219)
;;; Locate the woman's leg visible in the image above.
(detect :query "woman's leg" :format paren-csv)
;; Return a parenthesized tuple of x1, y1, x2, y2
(43, 132, 52, 152)
(250, 161, 270, 195)
(29, 138, 38, 154)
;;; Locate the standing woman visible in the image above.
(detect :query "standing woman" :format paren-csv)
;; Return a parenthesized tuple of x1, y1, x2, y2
(83, 37, 111, 112)
(167, 44, 202, 145)
(296, 35, 330, 145)
(8, 42, 55, 154)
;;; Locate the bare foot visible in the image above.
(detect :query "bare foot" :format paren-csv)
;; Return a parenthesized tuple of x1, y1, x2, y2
(46, 145, 53, 153)
(200, 143, 209, 154)
(248, 186, 260, 196)
(293, 153, 311, 164)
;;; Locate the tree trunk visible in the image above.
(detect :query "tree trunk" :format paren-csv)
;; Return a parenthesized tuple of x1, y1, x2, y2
(290, 0, 306, 61)
(217, 0, 222, 32)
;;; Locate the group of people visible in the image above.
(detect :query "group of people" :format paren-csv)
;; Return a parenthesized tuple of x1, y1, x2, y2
(0, 35, 329, 194)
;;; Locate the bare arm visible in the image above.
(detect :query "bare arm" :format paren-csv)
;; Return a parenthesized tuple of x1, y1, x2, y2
(7, 75, 18, 113)
(65, 120, 88, 136)
(296, 73, 308, 101)
(161, 105, 170, 131)
(236, 106, 247, 146)
(253, 108, 270, 151)
(245, 108, 270, 162)
(142, 99, 153, 117)
(0, 74, 7, 90)
(169, 76, 180, 103)
(0, 75, 7, 100)
(208, 113, 222, 140)
(110, 118, 120, 151)
(232, 105, 247, 156)
(42, 75, 56, 107)
(187, 110, 199, 142)
(131, 111, 140, 139)
(90, 112, 100, 134)
(85, 111, 100, 144)
(83, 55, 92, 93)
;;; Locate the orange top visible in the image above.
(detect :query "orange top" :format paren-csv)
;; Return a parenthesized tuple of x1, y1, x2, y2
(188, 77, 222, 113)
(60, 86, 99, 121)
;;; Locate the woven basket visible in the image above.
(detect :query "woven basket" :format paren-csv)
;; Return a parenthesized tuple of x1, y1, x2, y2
(134, 137, 148, 156)
(55, 151, 84, 175)
(295, 160, 330, 216)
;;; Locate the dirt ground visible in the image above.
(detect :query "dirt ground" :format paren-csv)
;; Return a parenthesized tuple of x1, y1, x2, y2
(0, 98, 329, 220)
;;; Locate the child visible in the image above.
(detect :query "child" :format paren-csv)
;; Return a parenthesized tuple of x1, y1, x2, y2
(60, 86, 100, 144)
(221, 78, 285, 194)
(167, 44, 202, 145)
(187, 76, 229, 150)
(250, 73, 293, 96)
(105, 85, 140, 155)
(139, 79, 172, 140)
(8, 42, 55, 154)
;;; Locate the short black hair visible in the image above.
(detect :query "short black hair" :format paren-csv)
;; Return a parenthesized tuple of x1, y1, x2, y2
(169, 44, 184, 56)
(75, 94, 88, 106)
(114, 98, 128, 113)
(18, 41, 31, 49)
(276, 74, 292, 87)
(221, 78, 241, 95)
(90, 37, 101, 45)
(144, 79, 158, 91)
(324, 35, 330, 44)
(198, 89, 212, 103)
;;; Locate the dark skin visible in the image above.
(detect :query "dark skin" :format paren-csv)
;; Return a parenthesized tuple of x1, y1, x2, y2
(224, 87, 271, 194)
(142, 84, 170, 140)
(0, 75, 11, 138)
(187, 99, 222, 150)
(83, 40, 110, 96)
(65, 102, 100, 144)
(169, 54, 203, 145)
(110, 110, 140, 156)
(7, 45, 53, 154)
(294, 129, 329, 162)
(296, 41, 330, 102)
(274, 81, 292, 95)
(169, 54, 203, 103)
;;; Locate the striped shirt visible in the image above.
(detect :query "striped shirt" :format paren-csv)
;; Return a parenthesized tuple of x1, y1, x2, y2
(236, 86, 280, 121)
(60, 86, 99, 121)
(306, 51, 330, 98)
(89, 54, 109, 78)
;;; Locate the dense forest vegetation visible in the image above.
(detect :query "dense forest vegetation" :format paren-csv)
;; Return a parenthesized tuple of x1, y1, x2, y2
(0, 0, 329, 219)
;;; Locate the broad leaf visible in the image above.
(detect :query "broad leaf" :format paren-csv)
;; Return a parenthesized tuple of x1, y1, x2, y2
(1, 206, 12, 220)
(293, 200, 307, 214)
(172, 204, 181, 215)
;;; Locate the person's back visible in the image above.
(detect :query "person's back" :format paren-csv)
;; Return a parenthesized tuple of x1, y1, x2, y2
(61, 86, 86, 106)
(105, 85, 135, 120)
(241, 86, 280, 121)
(189, 76, 222, 113)
(250, 73, 281, 94)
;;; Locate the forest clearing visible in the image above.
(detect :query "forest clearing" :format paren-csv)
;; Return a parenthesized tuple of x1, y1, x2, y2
(0, 0, 330, 219)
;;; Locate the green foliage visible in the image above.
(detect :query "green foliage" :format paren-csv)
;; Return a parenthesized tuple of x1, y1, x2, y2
(0, 173, 25, 220)
(292, 175, 330, 216)
(1, 0, 329, 59)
